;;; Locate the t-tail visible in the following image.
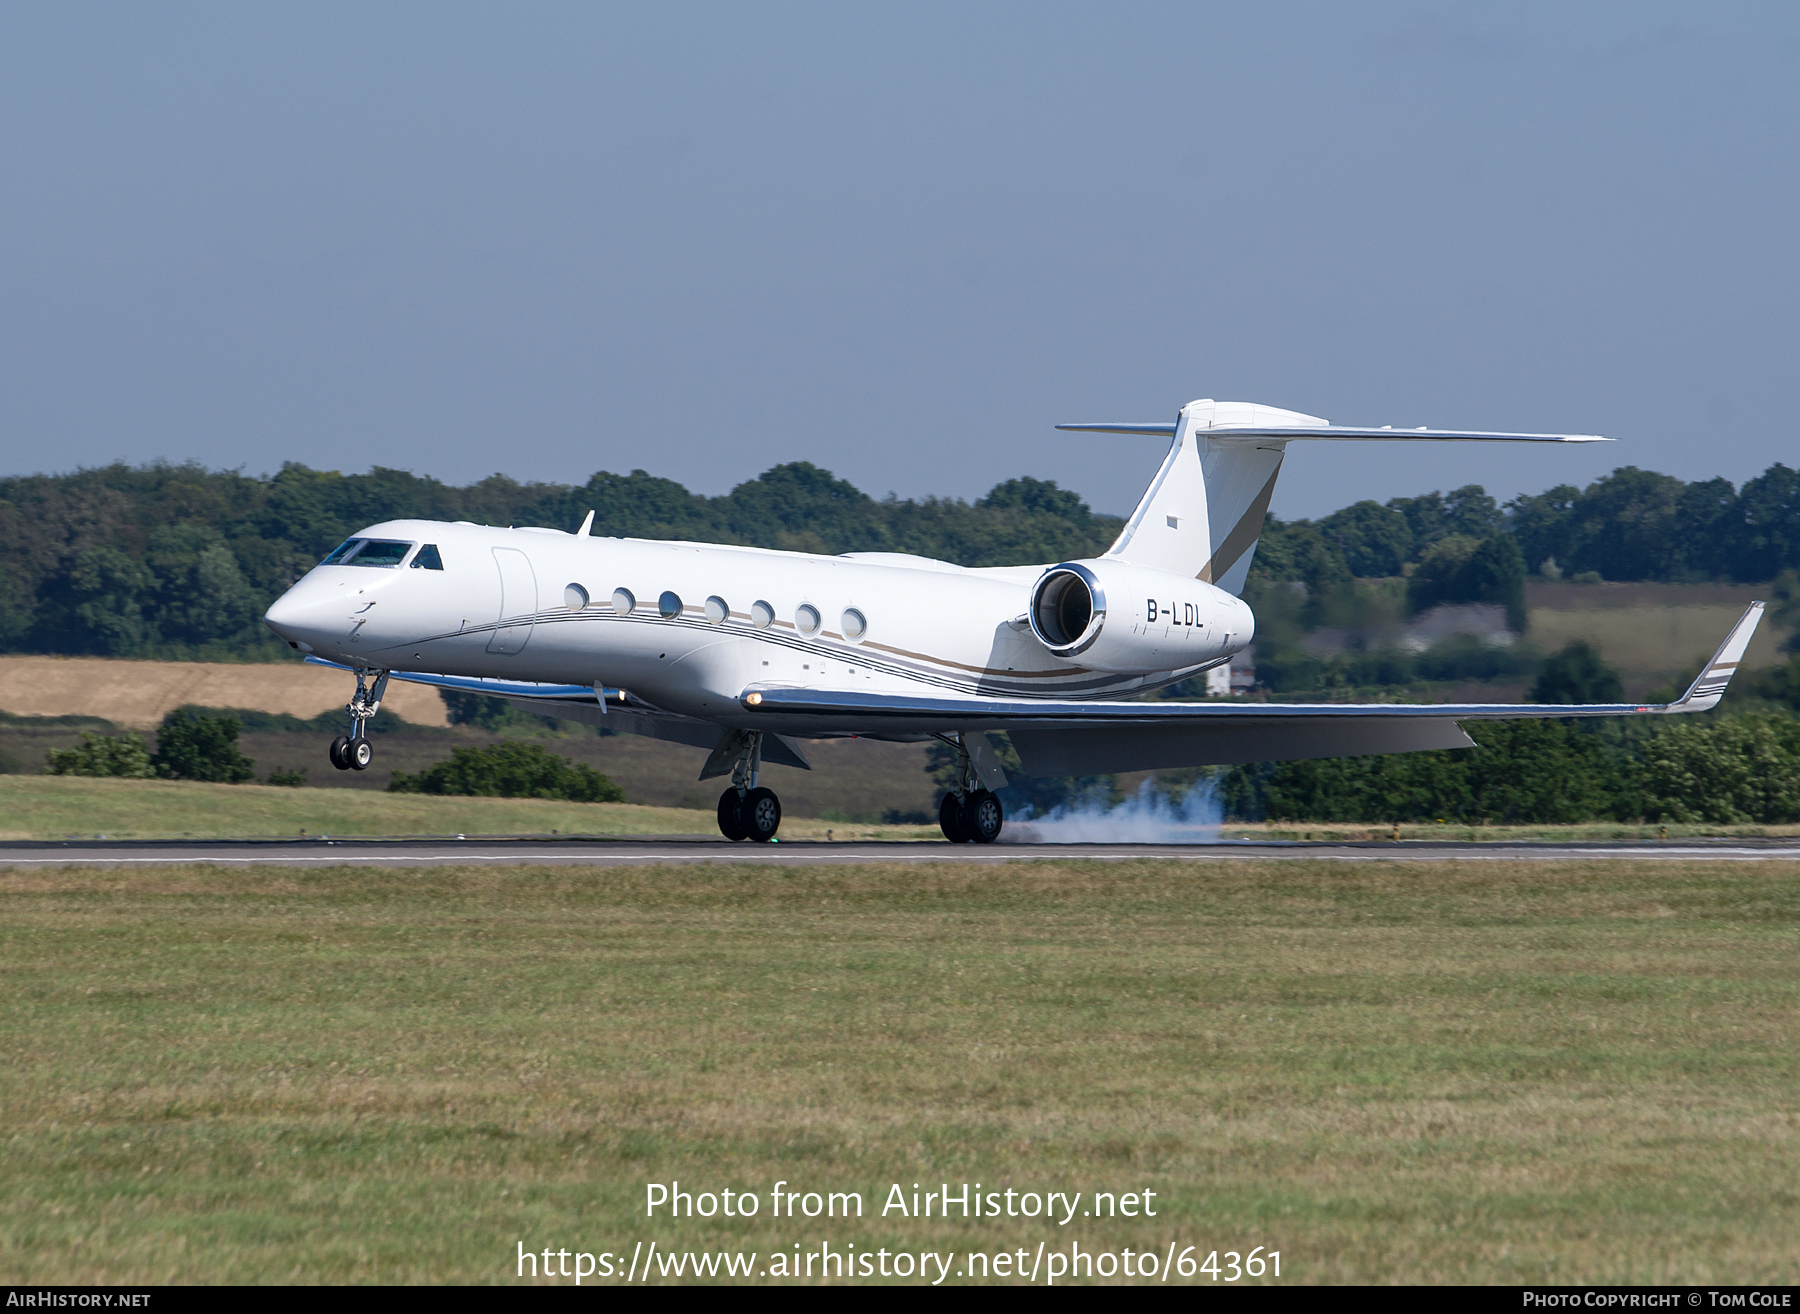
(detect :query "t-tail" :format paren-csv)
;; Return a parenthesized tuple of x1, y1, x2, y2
(1058, 399, 1609, 594)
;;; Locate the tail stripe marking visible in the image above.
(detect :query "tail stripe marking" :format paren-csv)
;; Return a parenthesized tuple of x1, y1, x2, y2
(1197, 466, 1281, 584)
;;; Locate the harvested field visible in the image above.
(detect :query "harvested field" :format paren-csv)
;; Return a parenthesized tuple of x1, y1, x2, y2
(1524, 580, 1791, 692)
(2, 857, 1796, 1283)
(0, 656, 450, 729)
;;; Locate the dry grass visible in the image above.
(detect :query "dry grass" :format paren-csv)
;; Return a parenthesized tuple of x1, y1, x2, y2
(3, 858, 1797, 1284)
(0, 775, 939, 842)
(0, 656, 450, 729)
(1526, 600, 1788, 684)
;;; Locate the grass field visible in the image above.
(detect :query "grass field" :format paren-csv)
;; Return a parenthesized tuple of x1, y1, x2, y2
(1525, 579, 1789, 692)
(9, 776, 1800, 846)
(3, 857, 1797, 1284)
(0, 776, 938, 842)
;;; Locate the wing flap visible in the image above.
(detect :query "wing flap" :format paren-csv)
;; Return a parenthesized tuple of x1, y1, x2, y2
(1009, 720, 1474, 775)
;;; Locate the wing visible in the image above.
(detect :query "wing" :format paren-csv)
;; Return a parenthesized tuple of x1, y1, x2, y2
(737, 604, 1764, 776)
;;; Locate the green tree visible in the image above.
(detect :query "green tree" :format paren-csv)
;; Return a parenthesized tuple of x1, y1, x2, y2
(1637, 716, 1800, 824)
(1506, 483, 1580, 577)
(1316, 500, 1412, 577)
(151, 708, 257, 783)
(1387, 485, 1501, 553)
(978, 477, 1092, 526)
(1406, 532, 1527, 630)
(388, 741, 624, 801)
(66, 546, 159, 655)
(1731, 463, 1800, 583)
(1532, 642, 1624, 704)
(45, 731, 156, 778)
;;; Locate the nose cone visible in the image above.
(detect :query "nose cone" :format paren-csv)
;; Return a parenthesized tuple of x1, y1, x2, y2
(263, 588, 313, 648)
(264, 576, 345, 651)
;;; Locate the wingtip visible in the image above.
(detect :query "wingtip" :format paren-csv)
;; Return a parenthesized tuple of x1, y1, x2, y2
(1668, 601, 1766, 710)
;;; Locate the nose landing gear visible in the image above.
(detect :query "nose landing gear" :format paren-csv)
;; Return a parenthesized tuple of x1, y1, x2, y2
(329, 669, 389, 771)
(935, 733, 1003, 844)
(714, 732, 782, 842)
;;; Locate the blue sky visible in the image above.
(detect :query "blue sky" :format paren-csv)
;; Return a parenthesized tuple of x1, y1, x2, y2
(2, 3, 1795, 519)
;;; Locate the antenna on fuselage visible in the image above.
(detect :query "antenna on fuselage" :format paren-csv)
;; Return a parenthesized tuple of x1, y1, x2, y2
(577, 509, 595, 536)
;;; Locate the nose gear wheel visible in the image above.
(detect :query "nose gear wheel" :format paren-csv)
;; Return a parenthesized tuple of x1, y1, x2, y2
(327, 669, 389, 772)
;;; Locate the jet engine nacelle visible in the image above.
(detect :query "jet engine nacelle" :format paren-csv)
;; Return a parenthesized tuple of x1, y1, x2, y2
(1028, 559, 1253, 675)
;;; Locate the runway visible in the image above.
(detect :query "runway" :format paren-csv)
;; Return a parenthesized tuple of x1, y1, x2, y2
(4, 836, 1800, 866)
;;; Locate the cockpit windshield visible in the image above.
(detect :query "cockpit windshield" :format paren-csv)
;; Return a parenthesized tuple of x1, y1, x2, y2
(349, 540, 413, 567)
(320, 538, 415, 568)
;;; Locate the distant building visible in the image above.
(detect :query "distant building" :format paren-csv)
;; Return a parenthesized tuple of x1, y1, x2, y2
(1205, 653, 1256, 696)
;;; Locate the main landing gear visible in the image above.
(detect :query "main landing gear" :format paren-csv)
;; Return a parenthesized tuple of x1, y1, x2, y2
(716, 730, 782, 842)
(936, 733, 1003, 844)
(329, 668, 389, 772)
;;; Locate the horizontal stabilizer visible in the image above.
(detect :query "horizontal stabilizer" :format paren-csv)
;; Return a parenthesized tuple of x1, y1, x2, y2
(1057, 422, 1608, 443)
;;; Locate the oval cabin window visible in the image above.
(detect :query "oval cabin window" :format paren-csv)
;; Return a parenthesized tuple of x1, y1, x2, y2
(704, 595, 729, 625)
(612, 588, 635, 615)
(565, 583, 589, 611)
(795, 603, 821, 635)
(841, 607, 867, 640)
(751, 600, 775, 629)
(658, 591, 683, 619)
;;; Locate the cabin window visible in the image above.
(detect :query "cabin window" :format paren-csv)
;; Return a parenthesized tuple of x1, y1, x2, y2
(795, 603, 821, 635)
(343, 539, 412, 568)
(564, 583, 589, 610)
(841, 607, 867, 640)
(751, 600, 775, 629)
(612, 588, 635, 615)
(704, 595, 729, 624)
(321, 538, 363, 565)
(411, 544, 444, 570)
(658, 591, 683, 619)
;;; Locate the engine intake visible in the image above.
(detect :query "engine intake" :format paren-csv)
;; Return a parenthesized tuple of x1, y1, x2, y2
(1026, 558, 1253, 674)
(1029, 563, 1105, 657)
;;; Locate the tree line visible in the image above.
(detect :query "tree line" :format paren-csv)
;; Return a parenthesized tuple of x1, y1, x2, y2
(0, 461, 1119, 660)
(1265, 464, 1800, 597)
(1215, 714, 1800, 826)
(0, 455, 1796, 661)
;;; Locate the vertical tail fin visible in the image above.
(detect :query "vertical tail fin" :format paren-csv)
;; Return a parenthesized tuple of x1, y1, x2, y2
(1060, 399, 1604, 594)
(1099, 399, 1321, 592)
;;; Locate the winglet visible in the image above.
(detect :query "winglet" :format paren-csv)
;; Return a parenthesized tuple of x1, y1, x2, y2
(577, 509, 596, 536)
(1665, 602, 1765, 712)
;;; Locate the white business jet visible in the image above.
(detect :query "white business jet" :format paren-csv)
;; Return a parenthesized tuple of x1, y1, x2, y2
(261, 398, 1764, 844)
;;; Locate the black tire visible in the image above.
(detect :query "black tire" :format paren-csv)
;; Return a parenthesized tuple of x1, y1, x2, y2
(717, 789, 748, 841)
(939, 792, 969, 843)
(743, 787, 781, 842)
(963, 789, 1004, 844)
(329, 735, 351, 770)
(350, 738, 374, 771)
